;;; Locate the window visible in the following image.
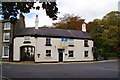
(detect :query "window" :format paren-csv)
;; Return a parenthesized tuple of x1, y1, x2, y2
(84, 40, 89, 47)
(84, 51, 88, 57)
(46, 50, 51, 57)
(4, 22, 11, 30)
(2, 46, 9, 58)
(68, 50, 74, 57)
(45, 37, 51, 46)
(68, 38, 74, 47)
(3, 33, 10, 42)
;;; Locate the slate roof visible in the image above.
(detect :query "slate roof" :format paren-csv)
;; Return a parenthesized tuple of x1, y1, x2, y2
(15, 27, 92, 39)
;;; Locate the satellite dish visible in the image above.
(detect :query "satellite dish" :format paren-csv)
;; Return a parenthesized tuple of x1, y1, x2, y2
(82, 23, 86, 32)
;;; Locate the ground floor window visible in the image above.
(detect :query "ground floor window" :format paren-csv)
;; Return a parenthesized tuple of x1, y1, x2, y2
(46, 50, 51, 57)
(2, 46, 9, 58)
(68, 50, 74, 57)
(84, 51, 88, 57)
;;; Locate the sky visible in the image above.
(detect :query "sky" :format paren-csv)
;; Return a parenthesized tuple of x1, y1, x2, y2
(1, 0, 119, 27)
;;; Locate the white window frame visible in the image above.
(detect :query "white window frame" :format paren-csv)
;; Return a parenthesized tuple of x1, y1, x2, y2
(3, 32, 10, 42)
(2, 46, 9, 58)
(45, 50, 52, 58)
(46, 37, 51, 44)
(84, 51, 89, 57)
(68, 50, 74, 58)
(4, 22, 11, 30)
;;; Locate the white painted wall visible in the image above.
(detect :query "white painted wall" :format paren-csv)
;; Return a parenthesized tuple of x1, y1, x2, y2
(13, 37, 94, 62)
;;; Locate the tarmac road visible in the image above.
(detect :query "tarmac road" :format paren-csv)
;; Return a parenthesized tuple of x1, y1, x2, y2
(2, 60, 119, 79)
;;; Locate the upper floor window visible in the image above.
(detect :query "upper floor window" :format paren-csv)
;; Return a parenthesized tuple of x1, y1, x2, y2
(2, 46, 9, 58)
(45, 37, 51, 46)
(68, 50, 74, 57)
(84, 40, 89, 47)
(46, 50, 51, 57)
(4, 22, 11, 30)
(3, 32, 10, 42)
(84, 51, 88, 57)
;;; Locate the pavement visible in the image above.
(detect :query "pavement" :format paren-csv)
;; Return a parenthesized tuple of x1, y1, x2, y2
(1, 59, 119, 65)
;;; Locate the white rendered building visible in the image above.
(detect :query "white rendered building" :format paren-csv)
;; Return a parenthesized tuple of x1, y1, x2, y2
(13, 15, 94, 62)
(13, 27, 94, 62)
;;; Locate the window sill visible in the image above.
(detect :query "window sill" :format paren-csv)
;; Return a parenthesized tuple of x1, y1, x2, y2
(3, 41, 9, 43)
(2, 56, 9, 58)
(45, 57, 52, 59)
(68, 57, 75, 59)
(3, 29, 10, 30)
(84, 57, 89, 58)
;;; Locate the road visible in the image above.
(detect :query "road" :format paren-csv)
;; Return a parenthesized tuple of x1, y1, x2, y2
(2, 61, 119, 79)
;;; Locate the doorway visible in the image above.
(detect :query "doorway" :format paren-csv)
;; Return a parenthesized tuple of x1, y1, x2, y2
(58, 49, 64, 62)
(20, 46, 35, 61)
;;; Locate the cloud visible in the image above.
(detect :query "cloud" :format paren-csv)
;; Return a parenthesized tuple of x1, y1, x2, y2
(25, 0, 119, 27)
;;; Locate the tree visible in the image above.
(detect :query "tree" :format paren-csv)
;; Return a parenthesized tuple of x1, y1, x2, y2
(53, 14, 86, 30)
(2, 1, 58, 24)
(102, 11, 120, 26)
(89, 11, 120, 56)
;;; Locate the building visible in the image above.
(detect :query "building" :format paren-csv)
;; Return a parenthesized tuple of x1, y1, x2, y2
(1, 13, 25, 61)
(13, 18, 94, 62)
(1, 14, 94, 62)
(1, 20, 11, 60)
(0, 20, 2, 59)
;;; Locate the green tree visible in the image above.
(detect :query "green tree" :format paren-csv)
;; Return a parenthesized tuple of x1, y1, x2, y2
(89, 11, 120, 57)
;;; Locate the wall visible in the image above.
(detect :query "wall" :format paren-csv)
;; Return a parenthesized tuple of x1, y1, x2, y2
(14, 13, 25, 34)
(13, 37, 93, 62)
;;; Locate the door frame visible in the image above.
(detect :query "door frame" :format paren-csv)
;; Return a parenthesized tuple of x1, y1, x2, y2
(58, 49, 64, 62)
(20, 45, 35, 61)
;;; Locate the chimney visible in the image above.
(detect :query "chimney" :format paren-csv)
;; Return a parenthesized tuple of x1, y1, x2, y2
(35, 15, 39, 29)
(19, 12, 25, 21)
(82, 23, 86, 32)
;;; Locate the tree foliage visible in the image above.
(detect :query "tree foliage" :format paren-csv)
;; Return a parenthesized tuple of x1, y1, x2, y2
(2, 1, 58, 24)
(53, 14, 85, 30)
(89, 11, 120, 54)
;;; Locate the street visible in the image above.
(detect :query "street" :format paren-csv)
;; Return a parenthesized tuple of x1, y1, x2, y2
(2, 61, 119, 79)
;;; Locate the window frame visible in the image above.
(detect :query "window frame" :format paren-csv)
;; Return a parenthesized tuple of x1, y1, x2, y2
(68, 50, 74, 58)
(46, 50, 52, 57)
(45, 37, 52, 46)
(3, 22, 11, 30)
(3, 32, 10, 42)
(84, 40, 89, 47)
(84, 51, 88, 57)
(2, 46, 9, 58)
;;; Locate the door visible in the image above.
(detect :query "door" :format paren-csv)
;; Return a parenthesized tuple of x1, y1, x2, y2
(20, 46, 35, 61)
(58, 49, 64, 62)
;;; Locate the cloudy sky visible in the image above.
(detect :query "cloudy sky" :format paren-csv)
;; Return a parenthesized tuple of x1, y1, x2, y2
(23, 0, 119, 27)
